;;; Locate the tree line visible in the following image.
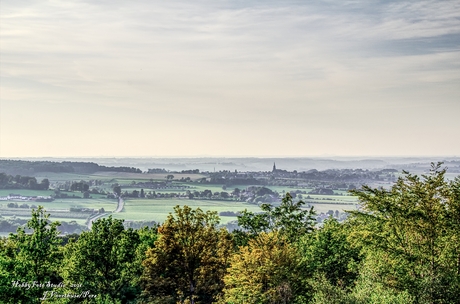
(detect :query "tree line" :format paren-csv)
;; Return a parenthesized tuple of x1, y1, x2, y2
(0, 173, 50, 190)
(0, 160, 141, 175)
(0, 163, 459, 303)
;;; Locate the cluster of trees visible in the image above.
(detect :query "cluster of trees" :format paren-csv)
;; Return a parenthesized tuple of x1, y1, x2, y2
(147, 168, 168, 173)
(61, 162, 142, 174)
(147, 168, 199, 174)
(209, 173, 260, 186)
(115, 186, 279, 203)
(0, 160, 75, 175)
(123, 181, 176, 190)
(184, 187, 279, 203)
(0, 217, 28, 233)
(70, 182, 90, 192)
(54, 180, 105, 192)
(1, 164, 459, 303)
(53, 191, 82, 199)
(6, 203, 38, 209)
(0, 160, 141, 175)
(112, 185, 321, 205)
(0, 173, 50, 190)
(0, 215, 86, 239)
(124, 220, 158, 230)
(296, 168, 396, 182)
(181, 169, 200, 174)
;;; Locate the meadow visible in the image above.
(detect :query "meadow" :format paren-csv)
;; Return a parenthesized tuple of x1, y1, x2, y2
(109, 198, 356, 225)
(111, 198, 263, 225)
(1, 197, 117, 211)
(0, 189, 55, 197)
(307, 202, 358, 214)
(32, 198, 116, 211)
(0, 195, 118, 230)
(1, 215, 87, 226)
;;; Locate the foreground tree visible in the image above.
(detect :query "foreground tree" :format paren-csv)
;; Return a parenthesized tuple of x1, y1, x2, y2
(62, 217, 143, 303)
(349, 163, 460, 303)
(222, 231, 307, 304)
(141, 205, 233, 304)
(235, 193, 315, 245)
(308, 272, 414, 304)
(0, 206, 62, 303)
(299, 218, 361, 289)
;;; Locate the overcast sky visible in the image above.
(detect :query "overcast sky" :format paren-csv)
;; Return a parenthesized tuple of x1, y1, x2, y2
(1, 0, 459, 157)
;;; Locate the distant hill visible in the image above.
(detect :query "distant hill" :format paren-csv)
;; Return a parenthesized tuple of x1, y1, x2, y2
(0, 159, 142, 175)
(1, 157, 459, 174)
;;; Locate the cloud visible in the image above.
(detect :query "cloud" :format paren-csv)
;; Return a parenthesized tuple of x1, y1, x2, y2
(1, 0, 459, 157)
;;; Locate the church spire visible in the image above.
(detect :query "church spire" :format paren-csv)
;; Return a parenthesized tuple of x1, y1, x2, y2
(272, 162, 276, 172)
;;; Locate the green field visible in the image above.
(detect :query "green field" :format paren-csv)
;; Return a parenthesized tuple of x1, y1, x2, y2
(111, 199, 263, 225)
(121, 187, 188, 193)
(0, 197, 118, 228)
(36, 199, 116, 213)
(307, 202, 358, 214)
(186, 184, 231, 192)
(34, 172, 107, 182)
(303, 194, 357, 204)
(0, 189, 55, 197)
(1, 215, 87, 226)
(109, 198, 357, 225)
(0, 189, 109, 201)
(0, 198, 117, 211)
(1, 170, 359, 229)
(1, 197, 358, 230)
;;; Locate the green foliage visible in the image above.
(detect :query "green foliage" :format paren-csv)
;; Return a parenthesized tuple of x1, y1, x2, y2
(309, 273, 414, 304)
(222, 231, 307, 304)
(62, 216, 143, 303)
(348, 255, 415, 304)
(236, 193, 316, 244)
(0, 172, 50, 190)
(141, 205, 233, 304)
(308, 274, 350, 304)
(0, 206, 63, 303)
(299, 218, 361, 288)
(349, 163, 460, 303)
(113, 185, 122, 197)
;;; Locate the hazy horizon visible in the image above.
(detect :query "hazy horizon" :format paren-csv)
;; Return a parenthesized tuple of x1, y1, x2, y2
(2, 155, 460, 159)
(1, 0, 459, 158)
(3, 155, 459, 173)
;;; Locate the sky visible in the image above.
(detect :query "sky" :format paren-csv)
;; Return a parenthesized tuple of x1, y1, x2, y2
(1, 0, 459, 158)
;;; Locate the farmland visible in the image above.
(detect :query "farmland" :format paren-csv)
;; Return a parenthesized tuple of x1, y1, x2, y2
(110, 197, 357, 225)
(0, 184, 357, 232)
(3, 157, 460, 233)
(0, 189, 55, 197)
(9, 158, 434, 232)
(112, 198, 262, 225)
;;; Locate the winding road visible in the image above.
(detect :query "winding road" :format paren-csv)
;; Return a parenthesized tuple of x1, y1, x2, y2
(86, 197, 124, 230)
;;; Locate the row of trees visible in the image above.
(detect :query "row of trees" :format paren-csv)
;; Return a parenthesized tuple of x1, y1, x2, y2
(0, 173, 50, 190)
(1, 163, 459, 303)
(113, 186, 280, 204)
(0, 160, 142, 175)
